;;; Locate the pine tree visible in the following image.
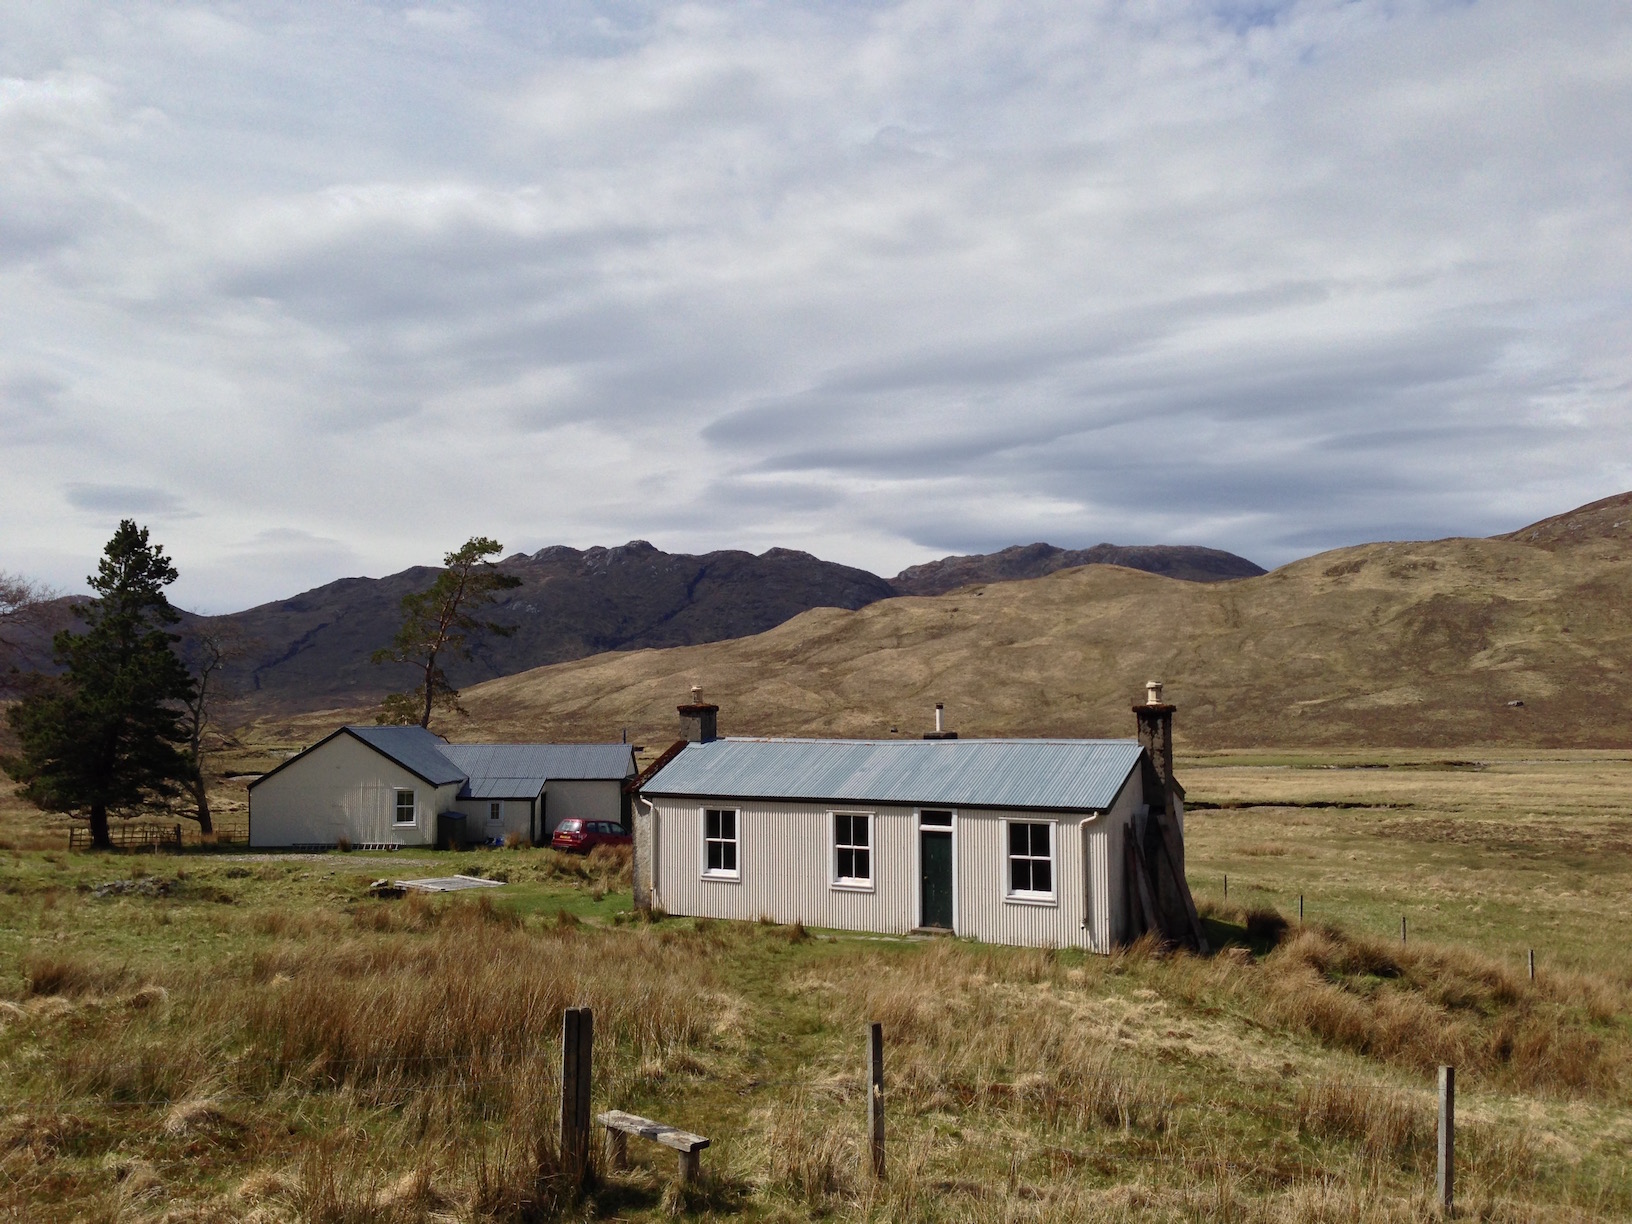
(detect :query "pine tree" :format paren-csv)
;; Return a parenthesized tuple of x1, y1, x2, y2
(372, 536, 522, 728)
(1, 522, 197, 848)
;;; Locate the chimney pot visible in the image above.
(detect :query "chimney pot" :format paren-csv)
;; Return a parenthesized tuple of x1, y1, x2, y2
(1146, 680, 1164, 706)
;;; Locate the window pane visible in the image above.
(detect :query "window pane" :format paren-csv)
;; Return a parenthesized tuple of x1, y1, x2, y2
(720, 810, 736, 839)
(1011, 859, 1029, 893)
(705, 810, 720, 839)
(721, 842, 737, 872)
(922, 809, 952, 826)
(1010, 823, 1028, 855)
(853, 815, 869, 848)
(1033, 860, 1052, 894)
(837, 848, 854, 879)
(1033, 823, 1051, 856)
(707, 842, 723, 871)
(853, 849, 869, 880)
(835, 813, 850, 846)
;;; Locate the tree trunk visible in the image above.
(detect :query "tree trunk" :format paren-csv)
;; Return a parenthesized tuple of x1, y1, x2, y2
(89, 802, 111, 850)
(191, 773, 213, 835)
(419, 651, 437, 728)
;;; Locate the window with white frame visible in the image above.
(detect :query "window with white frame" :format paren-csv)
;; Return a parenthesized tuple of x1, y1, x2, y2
(394, 789, 417, 824)
(1007, 820, 1054, 899)
(703, 808, 738, 877)
(832, 812, 871, 885)
(489, 801, 502, 822)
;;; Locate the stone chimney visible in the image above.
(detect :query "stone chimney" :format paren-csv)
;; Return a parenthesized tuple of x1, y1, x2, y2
(678, 685, 719, 744)
(1132, 681, 1178, 809)
(923, 701, 958, 740)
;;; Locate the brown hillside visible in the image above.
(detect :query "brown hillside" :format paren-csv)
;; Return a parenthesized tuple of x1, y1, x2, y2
(253, 524, 1632, 751)
(1495, 488, 1632, 550)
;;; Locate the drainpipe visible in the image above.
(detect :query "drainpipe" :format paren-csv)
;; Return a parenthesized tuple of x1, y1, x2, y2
(632, 791, 659, 912)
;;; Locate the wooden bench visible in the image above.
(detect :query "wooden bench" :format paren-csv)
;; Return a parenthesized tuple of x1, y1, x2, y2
(597, 1109, 711, 1184)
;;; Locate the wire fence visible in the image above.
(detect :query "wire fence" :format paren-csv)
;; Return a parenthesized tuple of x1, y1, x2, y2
(65, 820, 248, 853)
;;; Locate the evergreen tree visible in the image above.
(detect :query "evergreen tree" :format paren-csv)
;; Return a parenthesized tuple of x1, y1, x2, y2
(1, 521, 197, 848)
(372, 536, 522, 728)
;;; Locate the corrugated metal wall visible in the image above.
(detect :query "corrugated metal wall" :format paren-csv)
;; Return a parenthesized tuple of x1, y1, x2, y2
(650, 791, 1151, 951)
(653, 800, 918, 935)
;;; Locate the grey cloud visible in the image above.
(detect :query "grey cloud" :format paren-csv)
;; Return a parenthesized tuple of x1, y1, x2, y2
(1, 0, 1629, 605)
(63, 484, 192, 517)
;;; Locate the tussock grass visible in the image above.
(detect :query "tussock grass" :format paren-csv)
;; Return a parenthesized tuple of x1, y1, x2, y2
(22, 953, 130, 998)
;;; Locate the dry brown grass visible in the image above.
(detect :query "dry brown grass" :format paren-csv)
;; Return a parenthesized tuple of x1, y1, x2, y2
(22, 953, 130, 999)
(1152, 919, 1632, 1101)
(1295, 1077, 1430, 1160)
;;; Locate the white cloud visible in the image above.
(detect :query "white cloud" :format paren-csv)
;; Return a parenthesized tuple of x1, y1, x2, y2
(0, 0, 1629, 611)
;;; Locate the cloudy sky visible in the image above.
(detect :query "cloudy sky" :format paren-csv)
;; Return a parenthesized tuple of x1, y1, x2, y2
(2, 1, 1630, 613)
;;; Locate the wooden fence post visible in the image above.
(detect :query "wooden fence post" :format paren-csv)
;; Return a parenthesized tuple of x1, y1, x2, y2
(561, 1007, 594, 1188)
(1298, 894, 1304, 924)
(1223, 874, 1228, 899)
(1437, 1064, 1455, 1216)
(1528, 949, 1535, 982)
(868, 1022, 885, 1180)
(1401, 916, 1407, 946)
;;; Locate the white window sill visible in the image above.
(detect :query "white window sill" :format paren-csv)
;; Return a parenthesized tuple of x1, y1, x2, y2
(831, 880, 875, 893)
(1005, 894, 1058, 908)
(701, 872, 741, 884)
(393, 821, 417, 826)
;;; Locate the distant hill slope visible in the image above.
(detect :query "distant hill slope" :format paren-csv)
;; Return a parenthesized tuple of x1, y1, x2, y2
(1495, 489, 1632, 549)
(241, 491, 1632, 750)
(890, 543, 1264, 595)
(205, 542, 896, 712)
(5, 536, 1271, 713)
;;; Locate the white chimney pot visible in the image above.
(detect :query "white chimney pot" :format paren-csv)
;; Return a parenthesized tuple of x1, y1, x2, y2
(1146, 681, 1164, 706)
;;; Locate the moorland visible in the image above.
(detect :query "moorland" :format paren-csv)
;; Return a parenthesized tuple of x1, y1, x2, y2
(3, 492, 1631, 1221)
(1, 747, 1629, 1222)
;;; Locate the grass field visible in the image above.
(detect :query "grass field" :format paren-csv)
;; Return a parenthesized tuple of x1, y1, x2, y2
(2, 752, 1629, 1222)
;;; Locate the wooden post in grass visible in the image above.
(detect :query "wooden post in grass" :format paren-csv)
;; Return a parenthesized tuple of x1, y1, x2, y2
(1528, 949, 1535, 981)
(1401, 916, 1408, 946)
(1298, 894, 1304, 924)
(1223, 874, 1228, 899)
(561, 1007, 594, 1188)
(1437, 1064, 1455, 1216)
(868, 1022, 885, 1180)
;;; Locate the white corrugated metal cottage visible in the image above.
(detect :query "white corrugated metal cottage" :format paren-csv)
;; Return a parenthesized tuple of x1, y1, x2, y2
(633, 688, 1206, 952)
(248, 726, 636, 849)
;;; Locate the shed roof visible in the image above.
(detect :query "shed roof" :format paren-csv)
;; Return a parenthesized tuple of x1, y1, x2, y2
(641, 737, 1144, 812)
(441, 743, 636, 799)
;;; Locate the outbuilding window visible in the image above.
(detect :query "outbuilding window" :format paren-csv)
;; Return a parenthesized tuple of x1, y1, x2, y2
(832, 812, 872, 886)
(703, 808, 739, 878)
(1007, 820, 1054, 900)
(394, 789, 416, 824)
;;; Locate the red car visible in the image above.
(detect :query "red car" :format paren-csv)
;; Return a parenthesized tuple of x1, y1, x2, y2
(550, 818, 632, 853)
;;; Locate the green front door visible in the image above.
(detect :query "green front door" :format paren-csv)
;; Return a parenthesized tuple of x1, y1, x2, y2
(920, 829, 953, 929)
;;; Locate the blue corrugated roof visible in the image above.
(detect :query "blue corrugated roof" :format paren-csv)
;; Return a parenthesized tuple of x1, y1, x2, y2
(440, 743, 635, 798)
(346, 725, 468, 786)
(641, 738, 1144, 811)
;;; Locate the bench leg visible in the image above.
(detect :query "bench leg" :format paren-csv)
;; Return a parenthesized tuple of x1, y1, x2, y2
(678, 1149, 700, 1185)
(605, 1129, 628, 1171)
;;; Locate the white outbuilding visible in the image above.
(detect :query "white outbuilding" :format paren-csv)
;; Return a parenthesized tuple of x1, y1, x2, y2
(248, 725, 636, 849)
(633, 687, 1205, 952)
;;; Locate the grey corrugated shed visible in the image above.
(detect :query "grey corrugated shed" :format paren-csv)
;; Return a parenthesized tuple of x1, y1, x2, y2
(642, 738, 1144, 811)
(441, 743, 636, 799)
(347, 726, 467, 786)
